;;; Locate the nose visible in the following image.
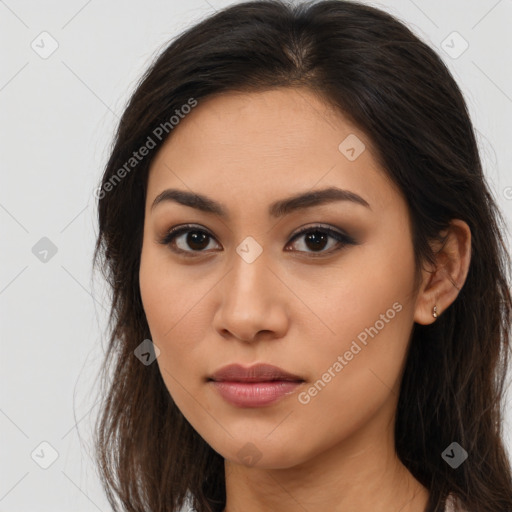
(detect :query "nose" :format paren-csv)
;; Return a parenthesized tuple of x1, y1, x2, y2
(212, 251, 289, 343)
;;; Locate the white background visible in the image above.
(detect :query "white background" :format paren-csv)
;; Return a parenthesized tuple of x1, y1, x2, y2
(1, 0, 511, 510)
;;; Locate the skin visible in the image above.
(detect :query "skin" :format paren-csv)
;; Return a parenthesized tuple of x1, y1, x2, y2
(139, 87, 471, 512)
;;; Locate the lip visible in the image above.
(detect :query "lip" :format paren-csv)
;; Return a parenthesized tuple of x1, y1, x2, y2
(207, 363, 305, 408)
(208, 363, 304, 383)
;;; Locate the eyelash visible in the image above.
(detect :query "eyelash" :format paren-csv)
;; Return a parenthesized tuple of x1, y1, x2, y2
(158, 223, 356, 258)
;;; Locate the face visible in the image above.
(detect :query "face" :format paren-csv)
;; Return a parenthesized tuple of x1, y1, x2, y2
(139, 88, 421, 469)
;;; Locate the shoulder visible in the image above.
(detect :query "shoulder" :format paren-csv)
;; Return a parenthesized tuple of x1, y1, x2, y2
(445, 493, 470, 512)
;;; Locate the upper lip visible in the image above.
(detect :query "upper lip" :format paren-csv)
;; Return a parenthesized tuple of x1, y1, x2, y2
(208, 363, 304, 382)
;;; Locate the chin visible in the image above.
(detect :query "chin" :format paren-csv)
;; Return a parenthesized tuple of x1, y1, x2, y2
(209, 435, 312, 470)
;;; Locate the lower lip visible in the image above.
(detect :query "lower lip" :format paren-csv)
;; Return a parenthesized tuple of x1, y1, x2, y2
(210, 380, 303, 407)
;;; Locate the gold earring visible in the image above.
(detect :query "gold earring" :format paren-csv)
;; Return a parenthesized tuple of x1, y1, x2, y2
(432, 305, 438, 318)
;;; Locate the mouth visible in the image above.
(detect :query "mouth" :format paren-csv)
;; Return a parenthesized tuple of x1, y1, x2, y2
(207, 363, 305, 407)
(208, 362, 305, 383)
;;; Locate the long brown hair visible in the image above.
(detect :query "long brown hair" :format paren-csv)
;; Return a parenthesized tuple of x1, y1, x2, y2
(92, 1, 512, 511)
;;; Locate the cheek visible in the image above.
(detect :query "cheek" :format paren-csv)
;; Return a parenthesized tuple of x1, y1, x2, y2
(139, 243, 211, 394)
(313, 291, 411, 399)
(139, 271, 198, 417)
(310, 240, 416, 395)
(140, 242, 198, 339)
(291, 293, 413, 458)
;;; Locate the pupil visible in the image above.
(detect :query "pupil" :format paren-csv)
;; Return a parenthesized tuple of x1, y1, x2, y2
(188, 232, 208, 250)
(306, 231, 327, 251)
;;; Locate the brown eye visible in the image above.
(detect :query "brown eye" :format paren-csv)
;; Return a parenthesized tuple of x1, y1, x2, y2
(285, 225, 356, 256)
(159, 225, 220, 255)
(159, 223, 356, 258)
(182, 231, 210, 251)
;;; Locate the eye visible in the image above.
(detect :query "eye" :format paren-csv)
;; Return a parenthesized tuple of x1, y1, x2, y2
(158, 224, 221, 256)
(285, 224, 356, 256)
(158, 223, 356, 257)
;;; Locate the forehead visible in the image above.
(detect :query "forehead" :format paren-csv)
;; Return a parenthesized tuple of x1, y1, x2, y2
(159, 88, 359, 157)
(146, 88, 402, 216)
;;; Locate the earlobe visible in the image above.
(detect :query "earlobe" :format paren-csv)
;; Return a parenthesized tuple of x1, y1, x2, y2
(413, 219, 471, 326)
(414, 292, 441, 326)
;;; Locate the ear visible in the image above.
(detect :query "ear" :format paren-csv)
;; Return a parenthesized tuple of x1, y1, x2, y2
(414, 219, 472, 325)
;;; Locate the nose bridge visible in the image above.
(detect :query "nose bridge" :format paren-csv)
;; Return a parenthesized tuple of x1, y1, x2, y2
(227, 238, 273, 307)
(214, 237, 288, 341)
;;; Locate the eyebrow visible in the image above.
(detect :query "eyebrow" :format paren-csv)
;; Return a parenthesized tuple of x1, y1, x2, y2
(151, 186, 371, 218)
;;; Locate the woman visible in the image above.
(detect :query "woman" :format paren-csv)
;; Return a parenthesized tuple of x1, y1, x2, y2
(93, 1, 512, 511)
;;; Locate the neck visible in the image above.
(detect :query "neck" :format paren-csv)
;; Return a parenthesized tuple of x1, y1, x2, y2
(222, 409, 429, 512)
